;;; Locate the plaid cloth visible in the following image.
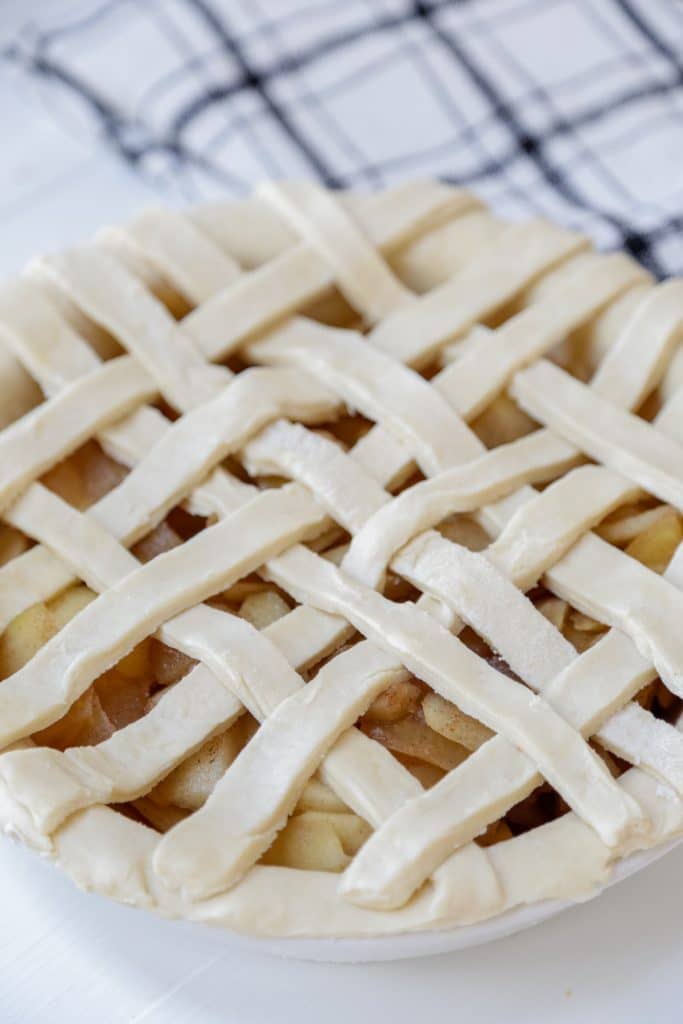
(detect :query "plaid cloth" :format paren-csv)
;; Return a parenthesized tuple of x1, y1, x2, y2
(2, 0, 683, 275)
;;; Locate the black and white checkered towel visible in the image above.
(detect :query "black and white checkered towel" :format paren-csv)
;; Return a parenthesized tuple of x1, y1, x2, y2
(3, 0, 683, 274)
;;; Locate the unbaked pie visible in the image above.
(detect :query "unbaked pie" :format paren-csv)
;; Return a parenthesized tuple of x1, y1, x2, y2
(1, 179, 683, 939)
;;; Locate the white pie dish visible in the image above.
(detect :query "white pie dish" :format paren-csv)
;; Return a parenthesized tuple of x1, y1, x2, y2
(3, 820, 681, 966)
(91, 834, 663, 962)
(17, 832, 680, 963)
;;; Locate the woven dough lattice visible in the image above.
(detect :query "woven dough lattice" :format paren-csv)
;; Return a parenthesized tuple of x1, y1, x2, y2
(1, 180, 683, 938)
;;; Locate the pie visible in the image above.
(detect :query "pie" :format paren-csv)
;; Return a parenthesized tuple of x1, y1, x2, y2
(1, 179, 683, 941)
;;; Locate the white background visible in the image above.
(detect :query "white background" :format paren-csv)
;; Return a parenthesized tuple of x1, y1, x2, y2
(2, 5, 683, 1022)
(3, 835, 683, 1023)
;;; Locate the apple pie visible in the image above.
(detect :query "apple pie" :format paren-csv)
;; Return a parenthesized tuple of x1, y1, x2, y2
(0, 180, 682, 939)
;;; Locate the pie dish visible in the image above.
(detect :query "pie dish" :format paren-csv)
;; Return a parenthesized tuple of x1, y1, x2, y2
(1, 179, 683, 944)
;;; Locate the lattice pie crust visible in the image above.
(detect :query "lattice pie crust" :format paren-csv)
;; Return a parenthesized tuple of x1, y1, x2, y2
(1, 181, 683, 938)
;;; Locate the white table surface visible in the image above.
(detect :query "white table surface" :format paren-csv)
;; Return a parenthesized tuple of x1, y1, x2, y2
(3, 834, 683, 1023)
(2, 22, 683, 1024)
